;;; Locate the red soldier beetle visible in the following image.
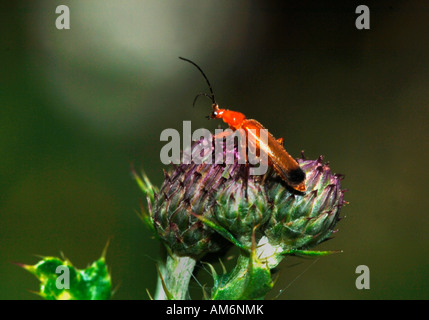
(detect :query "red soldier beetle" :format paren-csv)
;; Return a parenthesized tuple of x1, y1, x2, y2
(179, 57, 306, 192)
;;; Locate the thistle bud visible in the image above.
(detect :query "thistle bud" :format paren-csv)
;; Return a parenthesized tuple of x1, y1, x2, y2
(264, 156, 346, 251)
(150, 137, 243, 257)
(213, 177, 271, 245)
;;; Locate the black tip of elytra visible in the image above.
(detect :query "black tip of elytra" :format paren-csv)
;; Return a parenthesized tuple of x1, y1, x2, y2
(287, 167, 306, 184)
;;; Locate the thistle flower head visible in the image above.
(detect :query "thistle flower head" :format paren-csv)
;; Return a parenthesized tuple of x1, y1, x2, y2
(136, 136, 346, 259)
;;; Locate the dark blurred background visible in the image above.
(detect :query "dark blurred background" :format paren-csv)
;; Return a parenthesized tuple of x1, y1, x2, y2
(1, 0, 428, 299)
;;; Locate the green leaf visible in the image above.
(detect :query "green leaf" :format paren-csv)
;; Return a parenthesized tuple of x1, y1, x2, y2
(22, 254, 111, 300)
(211, 233, 273, 300)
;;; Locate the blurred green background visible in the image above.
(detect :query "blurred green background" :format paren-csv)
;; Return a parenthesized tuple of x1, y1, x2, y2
(1, 1, 428, 299)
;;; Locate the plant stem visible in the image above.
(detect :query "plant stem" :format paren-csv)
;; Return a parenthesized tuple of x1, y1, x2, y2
(154, 253, 197, 300)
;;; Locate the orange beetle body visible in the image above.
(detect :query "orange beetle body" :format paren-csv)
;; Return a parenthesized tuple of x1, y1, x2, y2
(211, 104, 306, 192)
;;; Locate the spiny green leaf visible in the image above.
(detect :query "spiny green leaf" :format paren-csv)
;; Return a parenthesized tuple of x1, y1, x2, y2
(210, 253, 273, 300)
(211, 231, 273, 300)
(22, 254, 111, 300)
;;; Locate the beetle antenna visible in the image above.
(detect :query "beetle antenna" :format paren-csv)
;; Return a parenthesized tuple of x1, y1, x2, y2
(192, 93, 214, 108)
(179, 57, 217, 106)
